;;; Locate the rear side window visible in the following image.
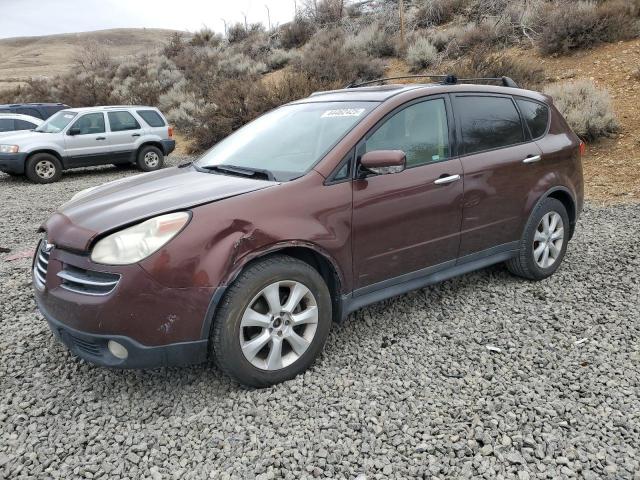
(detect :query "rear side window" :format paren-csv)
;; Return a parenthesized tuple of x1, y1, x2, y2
(0, 118, 14, 131)
(108, 111, 141, 132)
(41, 106, 65, 119)
(15, 119, 37, 130)
(365, 98, 450, 167)
(16, 107, 41, 118)
(516, 99, 549, 139)
(454, 96, 525, 155)
(137, 110, 165, 127)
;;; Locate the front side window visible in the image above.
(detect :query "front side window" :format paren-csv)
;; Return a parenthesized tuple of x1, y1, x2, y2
(0, 118, 13, 132)
(71, 113, 106, 135)
(365, 98, 450, 167)
(108, 111, 141, 132)
(35, 111, 77, 133)
(455, 96, 525, 155)
(197, 101, 377, 181)
(516, 98, 549, 139)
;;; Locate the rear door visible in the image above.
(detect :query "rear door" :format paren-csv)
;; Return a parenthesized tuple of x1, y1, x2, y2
(64, 112, 109, 167)
(106, 111, 143, 162)
(352, 96, 464, 291)
(452, 94, 545, 258)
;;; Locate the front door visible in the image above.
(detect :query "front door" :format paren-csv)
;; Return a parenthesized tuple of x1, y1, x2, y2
(352, 96, 464, 291)
(64, 112, 109, 167)
(451, 94, 546, 257)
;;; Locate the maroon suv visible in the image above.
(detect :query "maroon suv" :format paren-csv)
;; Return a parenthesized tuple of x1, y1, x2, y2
(33, 77, 583, 387)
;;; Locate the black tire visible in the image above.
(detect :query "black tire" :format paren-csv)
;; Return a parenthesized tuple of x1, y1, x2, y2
(136, 145, 164, 172)
(25, 153, 62, 184)
(211, 255, 332, 388)
(506, 197, 570, 280)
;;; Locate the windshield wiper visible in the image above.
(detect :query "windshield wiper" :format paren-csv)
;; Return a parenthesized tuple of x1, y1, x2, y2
(198, 164, 275, 181)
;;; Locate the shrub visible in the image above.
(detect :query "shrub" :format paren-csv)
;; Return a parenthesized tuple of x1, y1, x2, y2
(278, 18, 315, 49)
(266, 49, 298, 70)
(189, 27, 223, 47)
(410, 0, 469, 28)
(295, 28, 384, 84)
(406, 37, 438, 71)
(536, 0, 638, 55)
(544, 80, 619, 140)
(227, 22, 265, 43)
(344, 22, 395, 57)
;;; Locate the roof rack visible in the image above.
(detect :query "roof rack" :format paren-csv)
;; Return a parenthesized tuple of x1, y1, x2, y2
(345, 74, 519, 89)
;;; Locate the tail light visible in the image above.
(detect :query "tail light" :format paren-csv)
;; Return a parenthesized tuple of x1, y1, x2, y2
(168, 126, 174, 139)
(579, 141, 586, 156)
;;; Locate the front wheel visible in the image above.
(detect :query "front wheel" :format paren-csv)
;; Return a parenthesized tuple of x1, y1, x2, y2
(25, 153, 62, 184)
(136, 145, 164, 172)
(211, 255, 332, 387)
(506, 197, 570, 280)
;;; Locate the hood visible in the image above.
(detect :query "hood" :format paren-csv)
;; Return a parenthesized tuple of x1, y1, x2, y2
(0, 130, 43, 143)
(45, 165, 278, 251)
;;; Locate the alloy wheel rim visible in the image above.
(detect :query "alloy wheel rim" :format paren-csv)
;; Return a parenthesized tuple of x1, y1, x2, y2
(239, 280, 318, 371)
(144, 152, 159, 168)
(35, 160, 55, 179)
(533, 211, 564, 268)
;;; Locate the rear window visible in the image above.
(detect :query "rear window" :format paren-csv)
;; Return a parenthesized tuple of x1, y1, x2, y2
(108, 111, 141, 132)
(137, 110, 165, 127)
(0, 118, 14, 132)
(16, 107, 41, 118)
(454, 96, 525, 155)
(516, 98, 549, 139)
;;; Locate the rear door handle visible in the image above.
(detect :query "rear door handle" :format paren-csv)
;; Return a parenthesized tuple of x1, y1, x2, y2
(131, 133, 141, 137)
(523, 154, 541, 163)
(96, 137, 106, 140)
(434, 174, 461, 185)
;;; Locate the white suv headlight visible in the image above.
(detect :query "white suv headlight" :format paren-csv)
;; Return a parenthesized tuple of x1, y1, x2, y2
(0, 145, 19, 153)
(91, 212, 190, 265)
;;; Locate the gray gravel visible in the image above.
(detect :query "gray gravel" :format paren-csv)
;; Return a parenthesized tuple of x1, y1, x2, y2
(1, 159, 639, 479)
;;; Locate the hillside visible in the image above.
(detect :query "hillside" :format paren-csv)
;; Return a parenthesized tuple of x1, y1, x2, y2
(0, 28, 185, 90)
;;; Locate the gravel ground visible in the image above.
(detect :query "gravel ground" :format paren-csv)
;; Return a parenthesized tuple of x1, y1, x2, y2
(1, 159, 639, 480)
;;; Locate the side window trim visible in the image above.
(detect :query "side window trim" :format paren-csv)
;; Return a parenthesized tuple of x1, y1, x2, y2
(351, 94, 454, 179)
(451, 93, 528, 157)
(324, 148, 355, 185)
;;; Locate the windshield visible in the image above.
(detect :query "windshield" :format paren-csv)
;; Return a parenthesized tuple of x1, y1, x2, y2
(196, 101, 377, 181)
(35, 111, 77, 133)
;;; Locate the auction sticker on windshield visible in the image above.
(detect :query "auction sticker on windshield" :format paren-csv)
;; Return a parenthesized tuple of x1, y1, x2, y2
(321, 108, 366, 118)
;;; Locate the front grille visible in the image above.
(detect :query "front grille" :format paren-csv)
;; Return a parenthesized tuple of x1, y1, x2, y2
(57, 265, 120, 296)
(33, 239, 50, 289)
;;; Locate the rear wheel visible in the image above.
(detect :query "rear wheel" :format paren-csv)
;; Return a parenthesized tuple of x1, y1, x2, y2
(136, 145, 164, 172)
(25, 153, 62, 184)
(211, 255, 332, 387)
(506, 197, 570, 280)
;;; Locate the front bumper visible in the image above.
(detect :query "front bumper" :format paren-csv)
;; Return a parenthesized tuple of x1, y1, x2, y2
(33, 242, 218, 368)
(39, 298, 208, 368)
(0, 152, 27, 174)
(162, 139, 176, 156)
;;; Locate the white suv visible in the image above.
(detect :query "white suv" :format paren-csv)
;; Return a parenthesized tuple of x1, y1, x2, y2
(0, 106, 175, 183)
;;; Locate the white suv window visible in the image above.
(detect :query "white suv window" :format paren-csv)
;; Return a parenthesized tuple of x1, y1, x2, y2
(71, 113, 106, 135)
(108, 111, 141, 132)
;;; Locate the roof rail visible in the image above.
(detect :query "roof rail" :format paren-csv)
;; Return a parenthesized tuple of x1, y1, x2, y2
(345, 75, 519, 89)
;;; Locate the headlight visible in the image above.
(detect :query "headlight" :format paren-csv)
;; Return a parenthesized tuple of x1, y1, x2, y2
(91, 212, 190, 265)
(0, 145, 19, 153)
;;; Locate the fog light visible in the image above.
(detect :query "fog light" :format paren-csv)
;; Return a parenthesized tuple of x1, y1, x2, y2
(107, 340, 128, 360)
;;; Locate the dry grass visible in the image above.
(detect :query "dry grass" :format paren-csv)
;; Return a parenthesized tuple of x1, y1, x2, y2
(0, 28, 185, 91)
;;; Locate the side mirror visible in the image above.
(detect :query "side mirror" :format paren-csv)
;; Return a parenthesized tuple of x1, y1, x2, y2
(68, 127, 81, 136)
(359, 150, 406, 177)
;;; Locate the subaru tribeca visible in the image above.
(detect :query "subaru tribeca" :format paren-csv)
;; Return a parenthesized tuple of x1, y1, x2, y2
(33, 77, 583, 387)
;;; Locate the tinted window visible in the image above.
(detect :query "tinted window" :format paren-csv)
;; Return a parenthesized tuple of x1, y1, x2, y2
(137, 110, 165, 127)
(365, 98, 450, 167)
(455, 96, 525, 154)
(71, 113, 106, 135)
(41, 106, 65, 119)
(16, 107, 41, 118)
(15, 119, 37, 130)
(516, 99, 549, 139)
(0, 119, 14, 132)
(108, 111, 141, 132)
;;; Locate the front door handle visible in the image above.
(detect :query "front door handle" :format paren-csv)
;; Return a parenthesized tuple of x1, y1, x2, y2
(96, 136, 106, 140)
(523, 154, 541, 163)
(434, 174, 461, 185)
(131, 133, 141, 137)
